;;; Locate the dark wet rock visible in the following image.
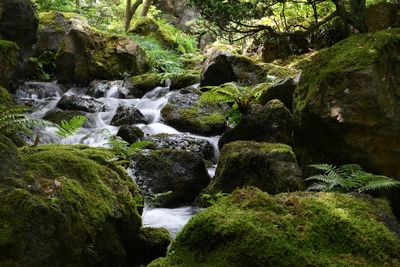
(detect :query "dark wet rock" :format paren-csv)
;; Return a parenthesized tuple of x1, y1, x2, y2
(125, 73, 165, 98)
(87, 80, 129, 99)
(43, 109, 87, 125)
(16, 81, 65, 99)
(132, 148, 210, 208)
(57, 95, 110, 113)
(0, 40, 19, 88)
(219, 101, 293, 148)
(0, 134, 24, 179)
(111, 106, 148, 126)
(258, 77, 300, 110)
(207, 141, 304, 194)
(145, 134, 214, 161)
(117, 125, 145, 144)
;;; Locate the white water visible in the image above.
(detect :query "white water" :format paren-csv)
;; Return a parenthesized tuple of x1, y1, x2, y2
(17, 80, 219, 237)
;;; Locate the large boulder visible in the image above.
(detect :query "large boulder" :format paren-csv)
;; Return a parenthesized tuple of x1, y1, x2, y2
(125, 73, 165, 98)
(258, 77, 300, 110)
(111, 106, 148, 126)
(150, 187, 400, 266)
(56, 17, 148, 85)
(161, 87, 227, 136)
(219, 101, 293, 148)
(117, 125, 144, 144)
(0, 145, 162, 266)
(132, 148, 210, 208)
(0, 86, 15, 108)
(200, 51, 271, 86)
(293, 29, 400, 178)
(57, 95, 110, 113)
(0, 40, 19, 88)
(0, 0, 38, 52)
(0, 134, 23, 179)
(145, 134, 214, 161)
(207, 141, 303, 194)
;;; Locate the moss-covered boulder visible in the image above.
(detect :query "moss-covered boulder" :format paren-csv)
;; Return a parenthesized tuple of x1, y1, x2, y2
(200, 51, 271, 86)
(42, 109, 87, 125)
(219, 101, 293, 148)
(207, 141, 303, 194)
(0, 40, 19, 88)
(0, 145, 158, 266)
(150, 187, 400, 266)
(55, 17, 148, 85)
(0, 86, 15, 108)
(294, 29, 400, 178)
(258, 77, 299, 110)
(132, 148, 210, 207)
(0, 135, 24, 179)
(161, 87, 227, 136)
(125, 73, 165, 98)
(169, 71, 199, 90)
(117, 125, 144, 144)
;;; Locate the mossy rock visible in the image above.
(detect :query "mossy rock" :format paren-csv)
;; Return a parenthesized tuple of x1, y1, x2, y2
(0, 135, 24, 180)
(0, 86, 15, 109)
(125, 73, 165, 98)
(293, 29, 400, 177)
(0, 144, 151, 266)
(161, 87, 227, 136)
(42, 109, 87, 125)
(0, 40, 19, 88)
(169, 71, 200, 90)
(56, 18, 149, 85)
(133, 227, 171, 265)
(150, 187, 400, 266)
(207, 141, 303, 194)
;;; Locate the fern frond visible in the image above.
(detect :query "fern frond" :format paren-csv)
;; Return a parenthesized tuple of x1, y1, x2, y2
(356, 174, 400, 192)
(307, 183, 330, 192)
(56, 115, 86, 138)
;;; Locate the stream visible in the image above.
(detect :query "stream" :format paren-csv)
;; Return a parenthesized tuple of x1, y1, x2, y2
(16, 80, 220, 238)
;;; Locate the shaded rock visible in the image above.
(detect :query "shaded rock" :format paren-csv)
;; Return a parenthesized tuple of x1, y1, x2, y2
(207, 141, 303, 194)
(56, 17, 148, 85)
(161, 87, 227, 136)
(132, 148, 210, 208)
(169, 71, 199, 90)
(87, 80, 128, 99)
(219, 101, 293, 148)
(0, 40, 19, 88)
(293, 29, 400, 178)
(150, 187, 400, 267)
(0, 134, 23, 179)
(0, 145, 145, 266)
(117, 125, 144, 144)
(200, 51, 271, 86)
(0, 86, 15, 108)
(125, 73, 165, 98)
(366, 3, 400, 32)
(43, 109, 87, 125)
(0, 0, 38, 52)
(111, 106, 148, 126)
(133, 227, 170, 266)
(145, 134, 214, 161)
(57, 95, 109, 113)
(258, 77, 299, 110)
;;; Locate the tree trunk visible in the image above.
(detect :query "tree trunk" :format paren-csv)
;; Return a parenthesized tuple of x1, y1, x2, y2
(333, 0, 368, 32)
(125, 0, 143, 32)
(140, 0, 153, 17)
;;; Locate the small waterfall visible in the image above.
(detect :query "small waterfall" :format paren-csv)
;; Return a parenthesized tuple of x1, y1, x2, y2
(16, 80, 220, 237)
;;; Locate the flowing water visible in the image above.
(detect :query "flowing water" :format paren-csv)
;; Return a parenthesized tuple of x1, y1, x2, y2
(16, 80, 219, 237)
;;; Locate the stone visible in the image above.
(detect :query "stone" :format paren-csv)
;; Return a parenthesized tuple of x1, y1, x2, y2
(117, 125, 144, 144)
(258, 77, 300, 110)
(87, 80, 129, 99)
(0, 134, 24, 179)
(0, 40, 19, 88)
(43, 109, 87, 125)
(161, 87, 227, 136)
(57, 95, 110, 113)
(125, 73, 165, 98)
(149, 187, 400, 266)
(207, 141, 304, 194)
(219, 101, 293, 148)
(132, 148, 210, 208)
(111, 106, 148, 126)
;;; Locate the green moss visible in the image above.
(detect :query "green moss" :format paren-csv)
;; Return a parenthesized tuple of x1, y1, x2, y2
(39, 11, 80, 32)
(150, 187, 400, 267)
(178, 106, 226, 134)
(0, 40, 19, 51)
(0, 87, 15, 109)
(0, 40, 19, 87)
(0, 145, 143, 266)
(295, 29, 400, 114)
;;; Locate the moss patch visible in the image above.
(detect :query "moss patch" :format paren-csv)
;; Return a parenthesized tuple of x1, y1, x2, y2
(150, 187, 400, 266)
(0, 40, 19, 87)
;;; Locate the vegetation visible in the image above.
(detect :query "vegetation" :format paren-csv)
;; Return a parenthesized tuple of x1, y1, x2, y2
(306, 164, 400, 193)
(55, 115, 86, 138)
(108, 136, 152, 163)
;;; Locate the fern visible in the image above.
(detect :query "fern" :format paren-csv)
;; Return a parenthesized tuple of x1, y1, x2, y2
(200, 82, 269, 124)
(108, 136, 153, 161)
(55, 115, 86, 138)
(0, 106, 55, 133)
(306, 163, 400, 193)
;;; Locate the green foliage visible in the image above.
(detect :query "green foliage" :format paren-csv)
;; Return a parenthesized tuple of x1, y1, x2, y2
(200, 82, 267, 123)
(55, 115, 86, 138)
(144, 191, 173, 209)
(0, 106, 55, 134)
(108, 136, 153, 161)
(200, 191, 229, 206)
(306, 164, 400, 193)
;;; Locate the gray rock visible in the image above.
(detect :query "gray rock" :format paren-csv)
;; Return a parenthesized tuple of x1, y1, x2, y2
(57, 95, 110, 113)
(111, 106, 148, 126)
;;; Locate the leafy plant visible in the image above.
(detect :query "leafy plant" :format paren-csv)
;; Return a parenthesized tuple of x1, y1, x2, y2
(200, 191, 229, 206)
(55, 115, 86, 138)
(306, 164, 400, 193)
(200, 82, 267, 123)
(108, 135, 153, 161)
(0, 106, 54, 134)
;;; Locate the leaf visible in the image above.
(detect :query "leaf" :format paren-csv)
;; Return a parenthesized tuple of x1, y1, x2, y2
(55, 115, 86, 138)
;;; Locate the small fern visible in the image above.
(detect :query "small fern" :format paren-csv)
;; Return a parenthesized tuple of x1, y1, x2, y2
(306, 163, 400, 193)
(0, 106, 55, 133)
(55, 115, 86, 138)
(108, 136, 153, 161)
(200, 82, 268, 123)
